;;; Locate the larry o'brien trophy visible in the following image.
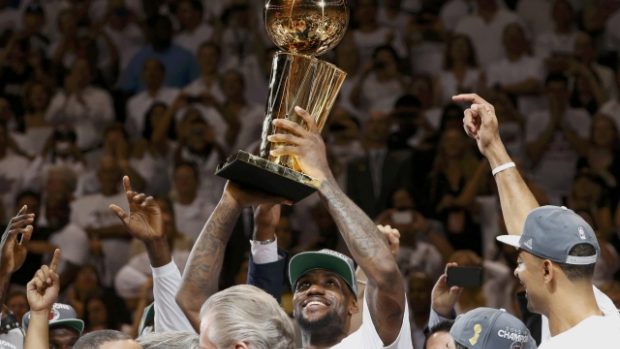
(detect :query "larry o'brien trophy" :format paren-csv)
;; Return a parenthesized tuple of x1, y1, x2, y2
(215, 0, 348, 202)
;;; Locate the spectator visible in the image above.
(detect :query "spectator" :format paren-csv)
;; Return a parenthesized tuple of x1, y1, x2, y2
(100, 0, 144, 73)
(425, 320, 455, 349)
(171, 161, 214, 241)
(45, 58, 115, 151)
(525, 74, 590, 204)
(450, 308, 536, 349)
(485, 22, 544, 115)
(119, 14, 198, 92)
(173, 0, 214, 55)
(6, 291, 28, 324)
(70, 155, 130, 287)
(454, 0, 522, 66)
(125, 58, 180, 138)
(12, 81, 53, 157)
(182, 41, 224, 105)
(534, 0, 580, 60)
(435, 34, 480, 105)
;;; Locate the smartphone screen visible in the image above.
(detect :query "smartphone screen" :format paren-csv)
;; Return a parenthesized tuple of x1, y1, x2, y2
(446, 266, 483, 288)
(391, 211, 413, 224)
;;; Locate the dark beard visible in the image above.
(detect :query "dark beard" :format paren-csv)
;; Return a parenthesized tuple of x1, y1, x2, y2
(296, 309, 347, 343)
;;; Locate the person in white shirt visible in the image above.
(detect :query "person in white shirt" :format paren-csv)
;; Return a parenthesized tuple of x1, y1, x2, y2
(70, 155, 130, 287)
(125, 58, 180, 138)
(454, 0, 522, 66)
(486, 22, 544, 115)
(525, 74, 590, 204)
(101, 2, 145, 72)
(598, 68, 620, 132)
(173, 0, 214, 55)
(0, 122, 30, 224)
(171, 161, 215, 241)
(455, 92, 620, 349)
(183, 41, 225, 105)
(45, 58, 115, 151)
(534, 0, 581, 60)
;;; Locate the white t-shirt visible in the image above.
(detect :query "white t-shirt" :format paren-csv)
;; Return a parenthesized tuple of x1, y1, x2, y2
(454, 9, 522, 66)
(45, 87, 115, 150)
(538, 314, 620, 349)
(525, 108, 590, 204)
(48, 223, 89, 274)
(540, 285, 620, 342)
(534, 30, 580, 58)
(70, 192, 130, 287)
(437, 68, 480, 104)
(358, 73, 407, 114)
(173, 197, 214, 242)
(486, 55, 545, 115)
(331, 292, 413, 349)
(126, 87, 180, 138)
(174, 24, 215, 55)
(352, 27, 408, 67)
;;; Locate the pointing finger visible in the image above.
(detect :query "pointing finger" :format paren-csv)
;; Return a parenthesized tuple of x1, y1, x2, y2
(49, 248, 61, 272)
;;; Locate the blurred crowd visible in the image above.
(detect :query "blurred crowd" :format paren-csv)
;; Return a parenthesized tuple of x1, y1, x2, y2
(1, 0, 620, 347)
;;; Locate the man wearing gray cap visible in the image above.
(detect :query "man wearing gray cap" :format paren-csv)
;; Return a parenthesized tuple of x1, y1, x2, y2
(454, 93, 620, 348)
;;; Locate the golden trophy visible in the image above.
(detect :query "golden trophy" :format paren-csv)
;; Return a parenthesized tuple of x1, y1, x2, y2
(216, 0, 348, 202)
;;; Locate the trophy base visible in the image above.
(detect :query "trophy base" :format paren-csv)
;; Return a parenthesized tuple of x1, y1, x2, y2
(215, 151, 320, 202)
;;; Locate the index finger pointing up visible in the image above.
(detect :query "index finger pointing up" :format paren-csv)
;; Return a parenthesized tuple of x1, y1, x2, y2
(452, 93, 490, 106)
(49, 248, 61, 272)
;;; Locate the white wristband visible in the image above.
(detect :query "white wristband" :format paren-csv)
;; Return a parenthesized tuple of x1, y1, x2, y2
(492, 162, 516, 176)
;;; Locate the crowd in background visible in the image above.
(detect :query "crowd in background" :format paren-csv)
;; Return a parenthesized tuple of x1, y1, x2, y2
(1, 0, 620, 347)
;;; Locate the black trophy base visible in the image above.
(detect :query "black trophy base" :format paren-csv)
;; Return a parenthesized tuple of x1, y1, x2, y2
(215, 150, 319, 202)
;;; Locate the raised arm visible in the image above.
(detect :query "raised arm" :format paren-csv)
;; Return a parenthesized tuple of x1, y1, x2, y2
(0, 206, 35, 307)
(175, 182, 288, 331)
(269, 107, 406, 345)
(25, 249, 61, 349)
(452, 93, 539, 234)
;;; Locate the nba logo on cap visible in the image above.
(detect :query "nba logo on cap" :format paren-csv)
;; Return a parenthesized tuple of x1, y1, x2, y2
(578, 226, 586, 240)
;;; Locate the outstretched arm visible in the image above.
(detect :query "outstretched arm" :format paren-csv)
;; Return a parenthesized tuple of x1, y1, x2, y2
(0, 206, 35, 307)
(269, 107, 405, 345)
(25, 249, 61, 349)
(175, 182, 287, 331)
(452, 94, 539, 235)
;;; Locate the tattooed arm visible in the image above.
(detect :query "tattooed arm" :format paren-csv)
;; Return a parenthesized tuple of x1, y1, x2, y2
(269, 107, 406, 345)
(175, 186, 241, 331)
(175, 183, 288, 331)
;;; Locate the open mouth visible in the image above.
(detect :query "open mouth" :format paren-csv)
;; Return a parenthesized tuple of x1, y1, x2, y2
(302, 297, 330, 310)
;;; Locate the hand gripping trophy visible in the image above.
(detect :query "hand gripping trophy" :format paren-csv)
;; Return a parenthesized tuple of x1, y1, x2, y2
(216, 0, 349, 202)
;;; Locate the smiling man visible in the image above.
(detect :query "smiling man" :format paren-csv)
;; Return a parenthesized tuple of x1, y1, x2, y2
(454, 93, 620, 348)
(265, 107, 413, 348)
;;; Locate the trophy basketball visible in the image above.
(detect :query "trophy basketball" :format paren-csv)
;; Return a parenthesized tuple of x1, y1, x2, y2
(215, 0, 348, 202)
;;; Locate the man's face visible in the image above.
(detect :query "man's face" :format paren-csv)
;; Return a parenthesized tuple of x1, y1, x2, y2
(514, 250, 545, 313)
(293, 270, 355, 333)
(49, 327, 79, 349)
(7, 294, 28, 323)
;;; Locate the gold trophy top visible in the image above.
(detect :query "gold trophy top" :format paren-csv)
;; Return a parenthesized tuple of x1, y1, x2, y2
(264, 0, 349, 56)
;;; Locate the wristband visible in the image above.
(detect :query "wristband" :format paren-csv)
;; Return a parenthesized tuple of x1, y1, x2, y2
(254, 236, 276, 245)
(491, 162, 516, 176)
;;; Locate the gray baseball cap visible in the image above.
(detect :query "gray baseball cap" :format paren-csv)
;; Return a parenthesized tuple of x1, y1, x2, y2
(496, 206, 599, 265)
(22, 303, 84, 335)
(289, 249, 357, 295)
(450, 307, 536, 349)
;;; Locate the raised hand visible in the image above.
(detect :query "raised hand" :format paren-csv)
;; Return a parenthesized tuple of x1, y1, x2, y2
(377, 224, 400, 257)
(109, 176, 163, 242)
(27, 249, 61, 312)
(267, 106, 333, 182)
(452, 94, 502, 157)
(431, 262, 463, 318)
(0, 205, 35, 276)
(223, 181, 291, 210)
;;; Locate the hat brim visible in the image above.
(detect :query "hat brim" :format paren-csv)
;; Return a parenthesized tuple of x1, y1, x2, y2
(496, 234, 521, 249)
(49, 319, 84, 335)
(289, 252, 356, 294)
